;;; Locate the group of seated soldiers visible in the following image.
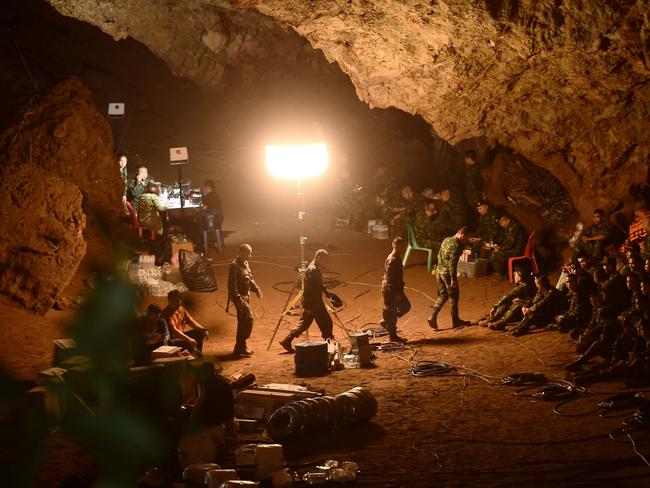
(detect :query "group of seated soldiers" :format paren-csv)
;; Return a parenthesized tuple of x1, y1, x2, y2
(331, 151, 528, 275)
(479, 232, 650, 386)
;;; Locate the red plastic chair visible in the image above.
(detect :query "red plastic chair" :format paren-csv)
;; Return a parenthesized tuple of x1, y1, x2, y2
(125, 201, 156, 241)
(508, 231, 538, 282)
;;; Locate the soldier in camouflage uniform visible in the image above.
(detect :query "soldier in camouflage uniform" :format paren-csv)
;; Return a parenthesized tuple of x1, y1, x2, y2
(550, 273, 593, 336)
(437, 189, 466, 236)
(511, 273, 567, 337)
(575, 209, 610, 260)
(490, 214, 526, 275)
(412, 200, 445, 254)
(468, 201, 501, 258)
(428, 227, 471, 329)
(118, 153, 128, 205)
(565, 293, 619, 371)
(464, 150, 484, 209)
(478, 268, 536, 331)
(390, 186, 424, 236)
(601, 256, 631, 313)
(380, 237, 411, 343)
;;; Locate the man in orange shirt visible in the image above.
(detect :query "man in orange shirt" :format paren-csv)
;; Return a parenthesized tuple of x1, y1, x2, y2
(163, 289, 209, 357)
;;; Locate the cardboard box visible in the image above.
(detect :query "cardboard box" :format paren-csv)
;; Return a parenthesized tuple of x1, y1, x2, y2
(235, 390, 298, 421)
(458, 258, 489, 278)
(152, 345, 183, 360)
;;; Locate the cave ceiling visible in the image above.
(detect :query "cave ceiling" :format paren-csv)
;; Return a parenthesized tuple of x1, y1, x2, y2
(47, 0, 650, 219)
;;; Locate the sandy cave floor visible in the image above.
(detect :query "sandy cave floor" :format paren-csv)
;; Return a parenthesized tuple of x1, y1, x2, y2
(3, 214, 650, 487)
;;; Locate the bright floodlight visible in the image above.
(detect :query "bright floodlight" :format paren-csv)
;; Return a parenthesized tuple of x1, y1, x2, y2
(266, 143, 328, 180)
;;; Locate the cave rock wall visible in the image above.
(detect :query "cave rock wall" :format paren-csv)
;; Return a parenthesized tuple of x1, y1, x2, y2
(48, 0, 650, 220)
(0, 78, 118, 313)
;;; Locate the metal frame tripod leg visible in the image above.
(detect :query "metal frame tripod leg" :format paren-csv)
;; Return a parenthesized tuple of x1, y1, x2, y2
(267, 276, 304, 350)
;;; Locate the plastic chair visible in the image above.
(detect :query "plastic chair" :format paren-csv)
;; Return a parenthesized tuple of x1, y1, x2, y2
(402, 224, 434, 273)
(507, 231, 539, 282)
(200, 209, 224, 253)
(125, 201, 156, 241)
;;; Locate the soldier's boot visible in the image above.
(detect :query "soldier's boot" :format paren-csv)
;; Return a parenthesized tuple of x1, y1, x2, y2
(279, 332, 297, 353)
(452, 317, 471, 328)
(427, 308, 440, 330)
(564, 355, 587, 372)
(511, 324, 530, 337)
(488, 320, 506, 331)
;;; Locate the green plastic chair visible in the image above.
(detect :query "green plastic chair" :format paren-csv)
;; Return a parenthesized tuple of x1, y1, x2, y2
(402, 224, 434, 272)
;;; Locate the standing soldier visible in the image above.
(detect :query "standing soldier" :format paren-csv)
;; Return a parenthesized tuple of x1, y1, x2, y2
(464, 150, 484, 209)
(490, 214, 526, 275)
(380, 237, 411, 343)
(428, 227, 471, 329)
(228, 243, 262, 357)
(118, 153, 128, 205)
(280, 249, 336, 352)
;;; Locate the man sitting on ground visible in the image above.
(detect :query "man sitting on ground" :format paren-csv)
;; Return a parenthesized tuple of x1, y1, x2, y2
(511, 272, 566, 337)
(479, 268, 536, 331)
(163, 290, 209, 357)
(133, 303, 171, 365)
(551, 273, 593, 337)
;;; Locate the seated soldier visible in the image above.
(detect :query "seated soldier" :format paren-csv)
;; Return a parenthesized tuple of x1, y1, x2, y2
(330, 162, 364, 230)
(436, 189, 466, 235)
(413, 200, 444, 254)
(390, 186, 423, 235)
(133, 303, 171, 365)
(601, 256, 631, 313)
(163, 290, 209, 357)
(468, 201, 501, 259)
(490, 214, 526, 276)
(511, 273, 566, 337)
(551, 273, 593, 336)
(478, 268, 536, 331)
(572, 294, 649, 384)
(565, 294, 619, 372)
(575, 209, 610, 260)
(127, 165, 153, 214)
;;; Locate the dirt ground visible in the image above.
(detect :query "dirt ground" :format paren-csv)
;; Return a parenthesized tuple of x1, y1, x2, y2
(3, 209, 650, 487)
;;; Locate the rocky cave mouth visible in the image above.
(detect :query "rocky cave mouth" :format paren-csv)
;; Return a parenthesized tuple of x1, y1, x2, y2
(2, 0, 650, 486)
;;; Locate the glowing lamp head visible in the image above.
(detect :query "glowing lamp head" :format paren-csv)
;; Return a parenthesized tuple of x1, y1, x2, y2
(265, 143, 328, 180)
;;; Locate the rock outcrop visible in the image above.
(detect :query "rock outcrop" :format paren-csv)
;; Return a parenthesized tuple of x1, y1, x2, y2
(0, 77, 122, 219)
(0, 164, 86, 314)
(0, 78, 118, 313)
(48, 0, 650, 222)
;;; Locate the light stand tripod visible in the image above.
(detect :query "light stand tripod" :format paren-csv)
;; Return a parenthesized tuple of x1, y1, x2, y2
(267, 179, 351, 350)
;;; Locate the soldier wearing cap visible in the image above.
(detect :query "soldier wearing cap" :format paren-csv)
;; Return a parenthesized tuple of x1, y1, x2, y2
(428, 227, 471, 329)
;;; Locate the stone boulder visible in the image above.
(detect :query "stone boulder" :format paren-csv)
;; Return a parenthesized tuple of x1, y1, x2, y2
(0, 163, 86, 314)
(0, 77, 122, 219)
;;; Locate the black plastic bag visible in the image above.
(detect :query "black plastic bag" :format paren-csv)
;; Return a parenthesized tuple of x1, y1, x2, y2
(179, 250, 218, 292)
